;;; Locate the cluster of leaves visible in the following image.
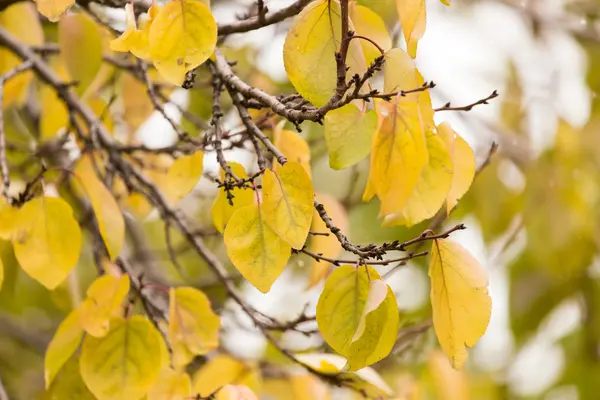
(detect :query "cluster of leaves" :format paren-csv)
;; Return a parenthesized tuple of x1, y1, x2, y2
(0, 0, 502, 398)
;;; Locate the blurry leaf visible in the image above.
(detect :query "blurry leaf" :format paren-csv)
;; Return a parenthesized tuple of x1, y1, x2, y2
(80, 274, 130, 337)
(148, 0, 217, 86)
(58, 13, 102, 96)
(168, 287, 220, 367)
(350, 4, 392, 65)
(324, 104, 377, 170)
(74, 155, 125, 260)
(44, 355, 95, 400)
(13, 196, 82, 290)
(121, 72, 154, 136)
(215, 385, 258, 400)
(147, 368, 191, 400)
(429, 239, 491, 369)
(383, 133, 453, 227)
(80, 316, 163, 400)
(224, 204, 291, 293)
(283, 0, 367, 107)
(437, 123, 475, 213)
(396, 0, 426, 58)
(45, 309, 83, 388)
(0, 3, 43, 106)
(262, 162, 314, 249)
(162, 151, 204, 204)
(40, 57, 70, 140)
(192, 354, 247, 397)
(308, 193, 347, 287)
(36, 0, 75, 22)
(211, 162, 255, 233)
(428, 350, 469, 400)
(499, 62, 524, 132)
(317, 266, 399, 370)
(273, 126, 311, 176)
(289, 374, 330, 400)
(0, 199, 18, 240)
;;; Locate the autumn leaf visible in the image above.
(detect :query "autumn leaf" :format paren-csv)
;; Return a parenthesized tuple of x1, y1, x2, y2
(216, 385, 259, 400)
(211, 162, 255, 233)
(324, 104, 377, 170)
(168, 287, 220, 367)
(148, 0, 217, 86)
(110, 4, 161, 61)
(316, 266, 399, 370)
(283, 0, 367, 107)
(45, 355, 95, 400)
(437, 122, 475, 213)
(308, 193, 347, 287)
(35, 0, 75, 22)
(382, 133, 453, 227)
(148, 368, 192, 400)
(261, 162, 314, 249)
(80, 316, 163, 400)
(74, 155, 125, 260)
(396, 0, 426, 58)
(273, 126, 311, 176)
(428, 350, 469, 400)
(429, 238, 491, 369)
(0, 199, 18, 240)
(39, 58, 69, 140)
(44, 309, 83, 388)
(192, 354, 247, 397)
(79, 274, 130, 337)
(224, 204, 291, 293)
(162, 151, 204, 204)
(12, 196, 82, 290)
(349, 4, 392, 65)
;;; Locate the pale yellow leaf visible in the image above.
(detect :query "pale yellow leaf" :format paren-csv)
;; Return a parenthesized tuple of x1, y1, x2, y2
(350, 4, 392, 65)
(273, 127, 311, 177)
(0, 3, 43, 106)
(80, 274, 130, 337)
(316, 266, 399, 370)
(162, 151, 204, 204)
(224, 204, 291, 293)
(36, 0, 75, 22)
(382, 133, 453, 227)
(429, 239, 491, 369)
(80, 316, 163, 400)
(324, 103, 377, 170)
(74, 155, 125, 260)
(308, 193, 347, 287)
(12, 196, 82, 290)
(289, 374, 330, 400)
(121, 72, 154, 135)
(192, 354, 247, 397)
(428, 350, 469, 400)
(45, 309, 83, 388)
(168, 287, 220, 368)
(148, 369, 191, 400)
(262, 162, 314, 249)
(283, 0, 367, 107)
(216, 385, 258, 400)
(437, 122, 475, 213)
(396, 0, 426, 58)
(211, 162, 255, 233)
(149, 0, 217, 86)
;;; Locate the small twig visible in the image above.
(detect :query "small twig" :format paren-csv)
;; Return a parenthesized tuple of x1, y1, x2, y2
(434, 90, 499, 112)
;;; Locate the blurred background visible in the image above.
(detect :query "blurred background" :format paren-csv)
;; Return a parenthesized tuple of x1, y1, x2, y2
(2, 0, 600, 399)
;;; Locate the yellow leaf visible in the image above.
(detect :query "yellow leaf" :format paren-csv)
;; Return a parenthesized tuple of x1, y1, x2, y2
(12, 196, 82, 290)
(440, 0, 451, 5)
(80, 316, 163, 400)
(428, 350, 469, 400)
(121, 72, 154, 135)
(283, 0, 367, 107)
(192, 354, 247, 397)
(148, 369, 191, 400)
(44, 309, 83, 388)
(0, 3, 43, 106)
(35, 0, 75, 22)
(149, 0, 217, 86)
(0, 199, 18, 240)
(289, 374, 330, 400)
(316, 266, 399, 370)
(80, 274, 130, 337)
(211, 162, 255, 233)
(40, 59, 70, 140)
(224, 204, 291, 293)
(162, 151, 204, 204)
(74, 156, 125, 260)
(429, 239, 491, 369)
(437, 123, 475, 213)
(324, 103, 377, 170)
(168, 287, 220, 368)
(59, 13, 103, 96)
(262, 162, 314, 249)
(382, 133, 453, 227)
(44, 355, 95, 400)
(273, 127, 311, 177)
(369, 103, 428, 215)
(349, 4, 392, 65)
(110, 4, 161, 62)
(308, 193, 347, 287)
(216, 385, 258, 400)
(396, 0, 426, 58)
